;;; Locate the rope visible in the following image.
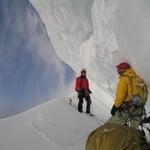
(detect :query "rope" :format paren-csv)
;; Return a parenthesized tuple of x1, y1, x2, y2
(90, 103, 105, 125)
(69, 96, 105, 125)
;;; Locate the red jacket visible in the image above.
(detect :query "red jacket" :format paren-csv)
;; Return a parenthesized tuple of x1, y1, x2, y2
(75, 77, 89, 91)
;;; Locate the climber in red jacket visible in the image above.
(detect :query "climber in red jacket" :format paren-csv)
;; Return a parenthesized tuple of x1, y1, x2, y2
(75, 69, 92, 113)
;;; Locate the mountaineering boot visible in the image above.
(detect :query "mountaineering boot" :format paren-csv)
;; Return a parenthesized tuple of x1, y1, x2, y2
(78, 110, 83, 113)
(86, 110, 90, 114)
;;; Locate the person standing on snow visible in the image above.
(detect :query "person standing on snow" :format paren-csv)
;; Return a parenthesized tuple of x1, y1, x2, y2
(75, 69, 92, 114)
(107, 62, 147, 128)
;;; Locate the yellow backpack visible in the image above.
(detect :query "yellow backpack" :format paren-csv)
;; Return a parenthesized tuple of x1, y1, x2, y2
(128, 75, 148, 106)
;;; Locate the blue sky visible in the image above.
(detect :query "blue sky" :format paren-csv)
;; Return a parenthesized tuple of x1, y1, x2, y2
(0, 0, 75, 117)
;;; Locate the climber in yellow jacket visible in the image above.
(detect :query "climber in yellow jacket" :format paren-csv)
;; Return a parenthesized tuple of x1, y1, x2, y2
(107, 62, 147, 128)
(114, 68, 134, 107)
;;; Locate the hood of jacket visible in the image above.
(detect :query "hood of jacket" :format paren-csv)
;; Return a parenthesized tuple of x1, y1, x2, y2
(122, 69, 137, 77)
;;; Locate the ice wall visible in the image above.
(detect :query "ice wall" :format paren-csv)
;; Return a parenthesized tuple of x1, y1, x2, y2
(112, 0, 150, 84)
(112, 0, 150, 109)
(29, 0, 150, 108)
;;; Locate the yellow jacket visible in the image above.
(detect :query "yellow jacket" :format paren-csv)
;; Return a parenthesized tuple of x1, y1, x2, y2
(114, 69, 137, 107)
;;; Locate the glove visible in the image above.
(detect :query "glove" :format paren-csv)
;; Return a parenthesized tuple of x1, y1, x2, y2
(88, 89, 92, 94)
(111, 105, 118, 116)
(141, 117, 150, 123)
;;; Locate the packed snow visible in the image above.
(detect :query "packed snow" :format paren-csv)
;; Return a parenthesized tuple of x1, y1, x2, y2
(0, 97, 109, 150)
(0, 0, 150, 150)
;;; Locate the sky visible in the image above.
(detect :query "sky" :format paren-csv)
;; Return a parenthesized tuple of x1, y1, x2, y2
(0, 0, 75, 117)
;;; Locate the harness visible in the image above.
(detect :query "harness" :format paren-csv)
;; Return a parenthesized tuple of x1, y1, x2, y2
(117, 102, 146, 130)
(118, 102, 146, 117)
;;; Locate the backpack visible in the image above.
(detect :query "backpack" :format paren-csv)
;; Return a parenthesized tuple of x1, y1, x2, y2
(128, 75, 148, 106)
(86, 123, 150, 150)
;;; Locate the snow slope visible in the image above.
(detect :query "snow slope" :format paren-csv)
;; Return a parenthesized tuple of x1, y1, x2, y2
(0, 97, 109, 150)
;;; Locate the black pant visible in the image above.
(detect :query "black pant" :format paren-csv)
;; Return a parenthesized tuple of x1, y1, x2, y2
(78, 93, 91, 113)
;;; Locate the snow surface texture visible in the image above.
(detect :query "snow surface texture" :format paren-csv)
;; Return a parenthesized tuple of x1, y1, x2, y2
(0, 0, 150, 150)
(0, 97, 108, 150)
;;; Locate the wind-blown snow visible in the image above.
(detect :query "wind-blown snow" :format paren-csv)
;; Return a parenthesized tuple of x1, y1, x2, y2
(29, 0, 119, 108)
